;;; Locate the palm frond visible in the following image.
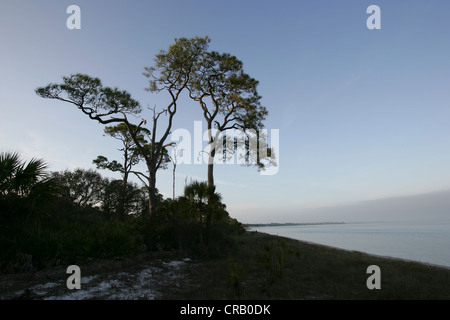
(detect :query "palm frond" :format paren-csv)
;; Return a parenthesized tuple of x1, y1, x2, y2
(0, 151, 52, 199)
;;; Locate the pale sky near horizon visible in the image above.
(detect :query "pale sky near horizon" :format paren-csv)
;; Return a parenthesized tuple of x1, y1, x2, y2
(1, 1, 450, 223)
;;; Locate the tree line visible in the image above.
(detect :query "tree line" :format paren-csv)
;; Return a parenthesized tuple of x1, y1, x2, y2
(0, 151, 243, 272)
(0, 150, 234, 224)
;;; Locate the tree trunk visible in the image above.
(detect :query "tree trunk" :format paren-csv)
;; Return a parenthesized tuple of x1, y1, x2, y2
(148, 190, 157, 216)
(206, 126, 219, 243)
(207, 123, 216, 188)
(172, 162, 176, 200)
(119, 171, 128, 220)
(207, 147, 215, 229)
(148, 167, 158, 216)
(207, 162, 214, 188)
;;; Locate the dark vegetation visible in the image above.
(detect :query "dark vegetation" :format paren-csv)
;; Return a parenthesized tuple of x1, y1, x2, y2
(159, 232, 450, 300)
(0, 151, 244, 274)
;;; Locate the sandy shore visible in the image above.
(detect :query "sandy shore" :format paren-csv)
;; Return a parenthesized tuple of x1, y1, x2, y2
(247, 225, 450, 270)
(1, 231, 450, 300)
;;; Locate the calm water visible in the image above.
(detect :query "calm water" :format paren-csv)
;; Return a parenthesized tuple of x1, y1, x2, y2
(249, 220, 450, 268)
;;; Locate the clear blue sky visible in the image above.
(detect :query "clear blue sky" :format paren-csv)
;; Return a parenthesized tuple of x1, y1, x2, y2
(1, 1, 450, 223)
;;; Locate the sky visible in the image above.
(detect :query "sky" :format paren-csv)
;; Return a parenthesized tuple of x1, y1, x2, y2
(1, 0, 450, 223)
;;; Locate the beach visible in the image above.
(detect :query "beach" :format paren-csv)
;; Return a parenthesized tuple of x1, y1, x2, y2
(1, 230, 450, 300)
(248, 220, 450, 268)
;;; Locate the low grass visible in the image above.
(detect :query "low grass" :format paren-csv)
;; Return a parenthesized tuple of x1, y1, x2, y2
(159, 230, 450, 300)
(2, 222, 449, 300)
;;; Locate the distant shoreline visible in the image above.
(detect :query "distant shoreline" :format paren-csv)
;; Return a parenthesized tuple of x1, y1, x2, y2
(245, 220, 450, 270)
(243, 222, 345, 228)
(252, 229, 450, 270)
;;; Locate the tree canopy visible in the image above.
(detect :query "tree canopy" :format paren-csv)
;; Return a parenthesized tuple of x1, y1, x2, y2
(36, 74, 141, 125)
(186, 44, 269, 186)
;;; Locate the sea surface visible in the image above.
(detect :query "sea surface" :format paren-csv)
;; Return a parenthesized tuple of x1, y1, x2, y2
(248, 220, 450, 268)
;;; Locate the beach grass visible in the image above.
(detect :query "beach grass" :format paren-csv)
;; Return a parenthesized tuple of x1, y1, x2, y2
(2, 229, 449, 300)
(159, 230, 450, 300)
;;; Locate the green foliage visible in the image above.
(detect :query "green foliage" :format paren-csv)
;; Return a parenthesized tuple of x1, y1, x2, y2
(93, 156, 124, 173)
(49, 168, 147, 218)
(0, 151, 56, 226)
(182, 37, 272, 184)
(0, 216, 144, 272)
(144, 36, 210, 92)
(0, 154, 244, 273)
(188, 49, 267, 132)
(182, 180, 231, 227)
(35, 74, 141, 121)
(132, 181, 243, 257)
(101, 179, 146, 218)
(226, 258, 245, 298)
(257, 240, 289, 286)
(51, 169, 104, 208)
(183, 180, 219, 222)
(0, 151, 54, 202)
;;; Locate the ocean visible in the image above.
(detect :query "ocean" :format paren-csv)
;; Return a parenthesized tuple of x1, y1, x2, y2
(248, 220, 450, 268)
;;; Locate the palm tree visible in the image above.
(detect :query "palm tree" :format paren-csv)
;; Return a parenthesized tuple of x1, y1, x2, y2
(0, 151, 54, 209)
(183, 180, 224, 231)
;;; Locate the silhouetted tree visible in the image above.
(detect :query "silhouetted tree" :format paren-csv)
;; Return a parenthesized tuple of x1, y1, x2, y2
(170, 144, 182, 200)
(140, 36, 210, 214)
(93, 123, 150, 218)
(187, 44, 269, 188)
(184, 180, 224, 240)
(51, 168, 103, 208)
(100, 178, 143, 218)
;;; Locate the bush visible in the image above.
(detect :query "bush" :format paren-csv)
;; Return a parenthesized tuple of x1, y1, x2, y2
(257, 240, 289, 286)
(0, 210, 146, 273)
(0, 154, 246, 273)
